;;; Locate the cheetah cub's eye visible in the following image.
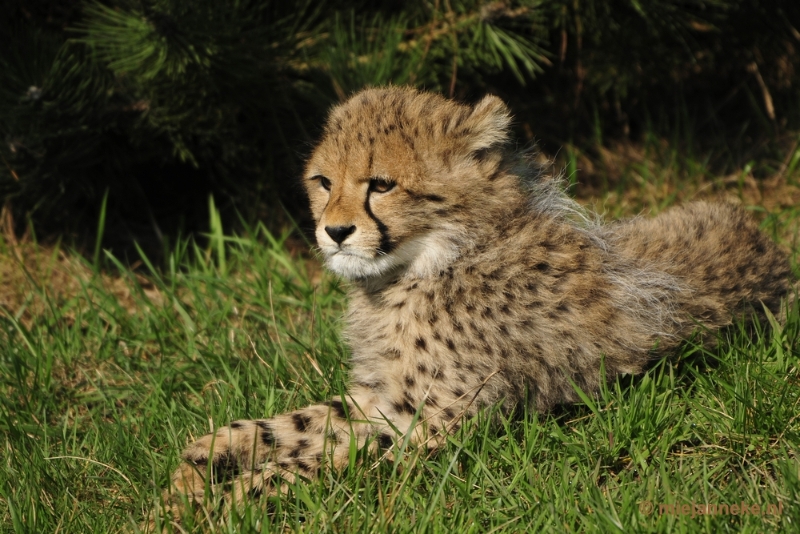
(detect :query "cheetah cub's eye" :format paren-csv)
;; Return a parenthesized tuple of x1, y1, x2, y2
(312, 175, 332, 191)
(368, 178, 395, 194)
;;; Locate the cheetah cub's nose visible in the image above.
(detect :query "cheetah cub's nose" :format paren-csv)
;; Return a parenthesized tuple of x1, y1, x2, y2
(325, 225, 356, 245)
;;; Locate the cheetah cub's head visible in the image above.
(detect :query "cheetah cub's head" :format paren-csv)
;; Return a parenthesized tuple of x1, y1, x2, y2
(304, 87, 512, 281)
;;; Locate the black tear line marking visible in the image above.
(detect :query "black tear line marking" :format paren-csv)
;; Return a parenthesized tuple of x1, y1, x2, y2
(364, 192, 395, 254)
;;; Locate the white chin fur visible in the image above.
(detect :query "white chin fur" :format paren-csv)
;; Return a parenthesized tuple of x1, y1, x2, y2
(323, 230, 463, 281)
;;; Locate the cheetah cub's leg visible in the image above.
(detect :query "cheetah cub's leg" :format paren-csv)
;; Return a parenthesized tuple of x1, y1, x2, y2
(169, 386, 433, 508)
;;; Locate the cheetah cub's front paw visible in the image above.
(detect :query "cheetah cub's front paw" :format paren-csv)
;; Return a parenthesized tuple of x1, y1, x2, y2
(171, 419, 284, 502)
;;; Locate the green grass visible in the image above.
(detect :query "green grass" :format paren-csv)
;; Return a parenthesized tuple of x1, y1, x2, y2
(2, 176, 800, 532)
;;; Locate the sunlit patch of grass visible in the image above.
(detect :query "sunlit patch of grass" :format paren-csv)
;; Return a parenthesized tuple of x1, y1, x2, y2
(561, 134, 800, 232)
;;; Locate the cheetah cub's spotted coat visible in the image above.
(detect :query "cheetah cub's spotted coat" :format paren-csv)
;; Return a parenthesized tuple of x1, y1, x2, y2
(169, 87, 792, 509)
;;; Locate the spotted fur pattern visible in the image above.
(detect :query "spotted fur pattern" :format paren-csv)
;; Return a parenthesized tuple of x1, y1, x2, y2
(161, 87, 793, 521)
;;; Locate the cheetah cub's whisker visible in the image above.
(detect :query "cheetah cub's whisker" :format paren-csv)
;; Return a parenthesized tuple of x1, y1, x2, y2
(153, 86, 794, 527)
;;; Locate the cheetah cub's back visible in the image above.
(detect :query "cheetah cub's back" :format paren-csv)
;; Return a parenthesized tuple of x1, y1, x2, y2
(161, 87, 793, 522)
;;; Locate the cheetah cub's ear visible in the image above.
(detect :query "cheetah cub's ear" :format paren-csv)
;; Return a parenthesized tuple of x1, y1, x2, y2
(460, 94, 512, 154)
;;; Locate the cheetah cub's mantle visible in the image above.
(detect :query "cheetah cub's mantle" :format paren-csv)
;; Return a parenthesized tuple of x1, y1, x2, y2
(170, 87, 792, 507)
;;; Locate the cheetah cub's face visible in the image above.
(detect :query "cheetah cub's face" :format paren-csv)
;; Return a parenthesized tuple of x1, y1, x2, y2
(304, 87, 512, 281)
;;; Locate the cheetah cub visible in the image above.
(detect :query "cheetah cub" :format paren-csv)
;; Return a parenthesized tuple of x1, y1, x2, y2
(167, 87, 793, 511)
